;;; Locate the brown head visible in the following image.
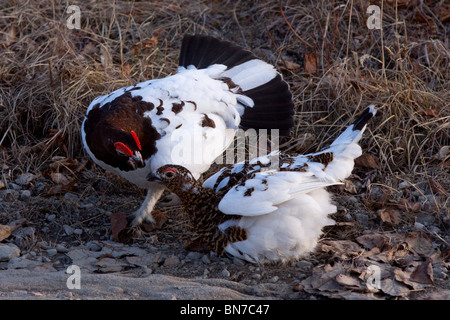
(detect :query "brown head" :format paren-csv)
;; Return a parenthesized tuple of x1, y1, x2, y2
(147, 165, 200, 195)
(83, 92, 160, 171)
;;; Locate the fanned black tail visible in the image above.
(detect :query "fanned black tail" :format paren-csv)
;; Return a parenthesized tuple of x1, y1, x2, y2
(179, 35, 295, 136)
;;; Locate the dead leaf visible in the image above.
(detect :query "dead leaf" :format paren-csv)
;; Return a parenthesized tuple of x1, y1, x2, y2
(434, 146, 449, 161)
(380, 278, 410, 297)
(335, 273, 362, 290)
(428, 179, 448, 196)
(398, 198, 420, 212)
(421, 109, 437, 117)
(378, 208, 402, 226)
(304, 52, 318, 74)
(405, 232, 434, 256)
(319, 240, 363, 257)
(110, 212, 130, 243)
(6, 26, 16, 46)
(281, 60, 301, 73)
(81, 42, 98, 56)
(131, 37, 158, 56)
(0, 219, 27, 241)
(410, 258, 434, 285)
(356, 233, 389, 250)
(51, 172, 70, 185)
(354, 154, 381, 170)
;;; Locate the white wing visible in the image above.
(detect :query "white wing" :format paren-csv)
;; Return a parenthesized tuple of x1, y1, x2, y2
(217, 170, 340, 216)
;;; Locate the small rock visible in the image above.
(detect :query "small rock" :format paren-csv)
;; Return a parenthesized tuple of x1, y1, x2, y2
(414, 222, 425, 230)
(20, 190, 31, 201)
(398, 181, 410, 189)
(348, 196, 358, 204)
(296, 260, 313, 270)
(14, 173, 35, 186)
(64, 193, 79, 202)
(163, 255, 180, 267)
(0, 243, 21, 261)
(252, 273, 262, 281)
(269, 276, 279, 283)
(1, 189, 19, 201)
(292, 282, 304, 292)
(46, 248, 58, 256)
(185, 251, 203, 260)
(46, 214, 56, 222)
(86, 241, 102, 252)
(73, 228, 83, 235)
(221, 268, 231, 277)
(63, 225, 73, 236)
(56, 244, 69, 253)
(355, 213, 369, 225)
(201, 254, 211, 264)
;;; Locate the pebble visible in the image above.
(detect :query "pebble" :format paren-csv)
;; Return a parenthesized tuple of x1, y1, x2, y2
(269, 276, 279, 283)
(46, 249, 58, 256)
(0, 243, 21, 261)
(221, 268, 231, 277)
(185, 251, 203, 260)
(63, 225, 73, 236)
(201, 254, 211, 264)
(56, 244, 69, 253)
(73, 228, 83, 235)
(46, 214, 56, 222)
(14, 173, 35, 186)
(20, 190, 31, 201)
(398, 181, 410, 189)
(163, 255, 180, 267)
(355, 213, 369, 225)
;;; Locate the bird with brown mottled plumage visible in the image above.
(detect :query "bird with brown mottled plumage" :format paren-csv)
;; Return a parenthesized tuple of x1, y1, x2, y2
(148, 106, 377, 263)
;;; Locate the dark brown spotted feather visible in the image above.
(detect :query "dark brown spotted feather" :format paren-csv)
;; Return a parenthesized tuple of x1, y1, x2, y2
(155, 165, 247, 256)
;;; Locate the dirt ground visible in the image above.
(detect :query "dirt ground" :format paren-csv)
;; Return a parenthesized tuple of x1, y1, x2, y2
(0, 0, 449, 300)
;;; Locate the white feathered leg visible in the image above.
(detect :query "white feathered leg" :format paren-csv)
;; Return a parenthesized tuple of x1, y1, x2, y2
(128, 183, 166, 227)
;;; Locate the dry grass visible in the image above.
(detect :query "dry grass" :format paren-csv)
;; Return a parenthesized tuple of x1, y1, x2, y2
(0, 0, 448, 201)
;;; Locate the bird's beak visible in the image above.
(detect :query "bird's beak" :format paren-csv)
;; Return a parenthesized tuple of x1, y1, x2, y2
(147, 172, 162, 182)
(127, 151, 145, 170)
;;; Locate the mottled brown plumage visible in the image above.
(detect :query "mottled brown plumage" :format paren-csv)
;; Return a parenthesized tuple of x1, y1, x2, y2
(151, 165, 247, 256)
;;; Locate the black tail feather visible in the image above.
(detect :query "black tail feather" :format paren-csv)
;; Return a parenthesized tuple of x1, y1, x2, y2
(179, 34, 295, 136)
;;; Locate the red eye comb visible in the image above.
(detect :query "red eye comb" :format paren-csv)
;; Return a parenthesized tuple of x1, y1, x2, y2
(114, 142, 133, 157)
(131, 130, 142, 151)
(163, 168, 178, 174)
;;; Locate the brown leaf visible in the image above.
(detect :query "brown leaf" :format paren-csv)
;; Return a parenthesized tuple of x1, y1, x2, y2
(421, 109, 437, 117)
(335, 274, 362, 290)
(378, 208, 402, 226)
(410, 258, 434, 285)
(354, 154, 381, 170)
(405, 232, 434, 256)
(281, 60, 301, 73)
(428, 179, 448, 196)
(0, 219, 26, 241)
(110, 212, 129, 243)
(356, 233, 389, 250)
(304, 52, 318, 74)
(398, 198, 420, 212)
(51, 172, 70, 185)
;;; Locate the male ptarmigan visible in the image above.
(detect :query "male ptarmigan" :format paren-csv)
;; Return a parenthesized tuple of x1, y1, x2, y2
(148, 106, 377, 263)
(81, 35, 294, 227)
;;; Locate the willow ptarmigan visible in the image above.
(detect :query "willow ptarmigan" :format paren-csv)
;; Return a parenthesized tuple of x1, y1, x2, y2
(81, 35, 294, 227)
(148, 106, 377, 263)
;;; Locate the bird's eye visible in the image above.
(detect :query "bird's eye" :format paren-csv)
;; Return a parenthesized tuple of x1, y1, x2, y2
(116, 149, 128, 157)
(165, 171, 175, 179)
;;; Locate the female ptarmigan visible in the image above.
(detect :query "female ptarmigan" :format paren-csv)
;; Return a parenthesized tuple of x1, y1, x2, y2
(81, 35, 294, 227)
(148, 106, 377, 263)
